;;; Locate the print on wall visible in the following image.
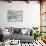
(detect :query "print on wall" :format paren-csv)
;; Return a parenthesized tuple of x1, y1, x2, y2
(7, 10, 23, 22)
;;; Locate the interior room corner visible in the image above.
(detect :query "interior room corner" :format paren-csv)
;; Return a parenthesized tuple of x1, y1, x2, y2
(0, 0, 46, 46)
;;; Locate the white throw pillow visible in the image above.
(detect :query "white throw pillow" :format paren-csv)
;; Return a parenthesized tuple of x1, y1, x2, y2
(2, 28, 10, 36)
(21, 28, 27, 35)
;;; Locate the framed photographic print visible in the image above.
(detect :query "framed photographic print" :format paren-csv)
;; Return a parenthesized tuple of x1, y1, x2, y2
(7, 10, 23, 22)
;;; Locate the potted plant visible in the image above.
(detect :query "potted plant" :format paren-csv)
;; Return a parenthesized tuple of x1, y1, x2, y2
(32, 27, 38, 40)
(32, 27, 42, 40)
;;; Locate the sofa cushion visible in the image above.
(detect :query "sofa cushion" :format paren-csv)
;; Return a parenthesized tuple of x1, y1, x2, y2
(9, 33, 34, 43)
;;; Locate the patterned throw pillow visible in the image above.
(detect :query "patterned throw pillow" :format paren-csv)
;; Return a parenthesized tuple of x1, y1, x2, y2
(14, 28, 21, 34)
(8, 27, 14, 34)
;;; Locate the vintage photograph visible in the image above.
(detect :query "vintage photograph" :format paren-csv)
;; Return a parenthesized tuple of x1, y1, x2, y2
(8, 10, 23, 22)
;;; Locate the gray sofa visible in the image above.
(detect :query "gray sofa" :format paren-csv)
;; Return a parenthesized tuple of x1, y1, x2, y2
(3, 27, 34, 43)
(9, 33, 34, 43)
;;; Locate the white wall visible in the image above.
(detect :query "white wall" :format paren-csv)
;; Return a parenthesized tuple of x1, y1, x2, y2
(0, 1, 40, 28)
